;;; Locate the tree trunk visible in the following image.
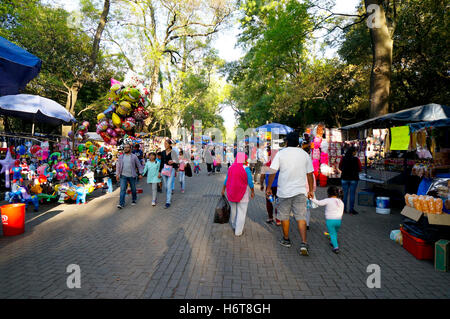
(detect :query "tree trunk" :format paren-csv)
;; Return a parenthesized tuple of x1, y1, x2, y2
(64, 0, 110, 116)
(365, 0, 393, 117)
(88, 0, 110, 73)
(66, 81, 83, 115)
(149, 58, 161, 105)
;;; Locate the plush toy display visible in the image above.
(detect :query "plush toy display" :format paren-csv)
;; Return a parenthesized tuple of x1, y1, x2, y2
(0, 133, 116, 208)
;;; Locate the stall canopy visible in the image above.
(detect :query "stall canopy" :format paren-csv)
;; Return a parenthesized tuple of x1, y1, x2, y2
(408, 118, 450, 132)
(0, 94, 77, 126)
(340, 104, 450, 130)
(0, 36, 42, 96)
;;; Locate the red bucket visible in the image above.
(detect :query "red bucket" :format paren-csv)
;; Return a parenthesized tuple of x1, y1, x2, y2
(1, 203, 26, 236)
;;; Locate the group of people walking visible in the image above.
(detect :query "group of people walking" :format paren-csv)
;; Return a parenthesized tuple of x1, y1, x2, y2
(116, 138, 190, 210)
(114, 132, 363, 256)
(222, 131, 362, 256)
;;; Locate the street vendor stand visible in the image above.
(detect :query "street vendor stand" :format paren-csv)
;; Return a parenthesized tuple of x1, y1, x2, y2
(340, 104, 450, 209)
(341, 104, 450, 265)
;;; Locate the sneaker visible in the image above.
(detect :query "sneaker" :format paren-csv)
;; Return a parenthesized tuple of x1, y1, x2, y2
(332, 248, 340, 254)
(279, 237, 292, 248)
(152, 201, 156, 206)
(299, 242, 309, 256)
(117, 205, 123, 209)
(350, 209, 359, 215)
(165, 203, 170, 209)
(131, 201, 136, 206)
(181, 190, 185, 193)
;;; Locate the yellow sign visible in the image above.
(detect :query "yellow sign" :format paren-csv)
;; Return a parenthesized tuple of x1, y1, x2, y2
(390, 126, 410, 151)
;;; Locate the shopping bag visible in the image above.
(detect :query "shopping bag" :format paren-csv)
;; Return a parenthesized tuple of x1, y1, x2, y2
(214, 195, 231, 224)
(185, 163, 192, 177)
(161, 164, 172, 177)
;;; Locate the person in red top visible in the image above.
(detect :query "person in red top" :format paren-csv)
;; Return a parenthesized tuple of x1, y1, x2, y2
(337, 147, 362, 215)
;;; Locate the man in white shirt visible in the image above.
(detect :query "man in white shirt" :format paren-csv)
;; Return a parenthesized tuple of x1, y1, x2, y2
(266, 131, 315, 256)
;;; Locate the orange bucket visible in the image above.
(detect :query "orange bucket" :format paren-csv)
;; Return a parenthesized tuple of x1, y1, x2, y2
(1, 203, 26, 236)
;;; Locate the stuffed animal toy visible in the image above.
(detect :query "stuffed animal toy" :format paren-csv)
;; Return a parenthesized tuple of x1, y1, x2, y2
(11, 160, 23, 184)
(75, 186, 87, 204)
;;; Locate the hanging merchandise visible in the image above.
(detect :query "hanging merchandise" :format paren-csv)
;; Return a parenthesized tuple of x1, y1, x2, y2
(95, 75, 150, 146)
(0, 149, 16, 188)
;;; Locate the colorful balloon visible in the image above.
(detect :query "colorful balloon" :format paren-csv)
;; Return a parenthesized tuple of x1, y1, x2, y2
(116, 101, 132, 116)
(112, 113, 122, 127)
(97, 113, 106, 121)
(97, 120, 108, 132)
(122, 117, 136, 131)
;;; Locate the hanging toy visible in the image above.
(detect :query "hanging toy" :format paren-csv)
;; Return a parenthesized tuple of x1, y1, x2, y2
(11, 160, 23, 185)
(0, 149, 16, 188)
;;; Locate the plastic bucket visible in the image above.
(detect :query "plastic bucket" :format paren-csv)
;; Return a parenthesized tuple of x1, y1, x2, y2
(376, 197, 390, 214)
(1, 203, 26, 236)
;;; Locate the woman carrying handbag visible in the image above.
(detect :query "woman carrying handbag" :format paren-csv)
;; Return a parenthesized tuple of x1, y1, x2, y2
(158, 139, 179, 208)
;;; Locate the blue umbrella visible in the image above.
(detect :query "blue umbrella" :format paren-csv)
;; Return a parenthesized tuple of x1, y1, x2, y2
(256, 123, 294, 135)
(0, 36, 42, 96)
(0, 94, 77, 125)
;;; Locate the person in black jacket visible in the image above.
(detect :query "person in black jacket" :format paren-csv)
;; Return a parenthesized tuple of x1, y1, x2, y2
(338, 147, 362, 215)
(158, 139, 179, 208)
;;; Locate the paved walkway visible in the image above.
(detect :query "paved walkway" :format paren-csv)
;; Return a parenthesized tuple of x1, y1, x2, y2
(0, 166, 449, 299)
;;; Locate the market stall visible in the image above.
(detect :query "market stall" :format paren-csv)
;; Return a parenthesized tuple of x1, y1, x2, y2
(339, 104, 450, 209)
(339, 104, 450, 265)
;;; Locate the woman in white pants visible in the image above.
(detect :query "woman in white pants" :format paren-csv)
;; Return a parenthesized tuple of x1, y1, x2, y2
(221, 152, 255, 236)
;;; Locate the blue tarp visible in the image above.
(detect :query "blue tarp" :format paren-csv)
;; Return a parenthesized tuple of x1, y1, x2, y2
(408, 118, 450, 132)
(0, 36, 42, 96)
(340, 104, 450, 130)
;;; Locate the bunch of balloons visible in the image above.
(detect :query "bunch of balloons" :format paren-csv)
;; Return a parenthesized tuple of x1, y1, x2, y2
(95, 77, 150, 145)
(67, 121, 90, 142)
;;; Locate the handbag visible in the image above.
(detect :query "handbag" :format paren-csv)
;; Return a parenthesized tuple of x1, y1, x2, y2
(185, 163, 192, 177)
(161, 164, 172, 177)
(214, 195, 231, 224)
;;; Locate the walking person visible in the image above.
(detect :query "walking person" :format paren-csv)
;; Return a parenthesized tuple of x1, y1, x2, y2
(193, 157, 201, 174)
(142, 152, 161, 206)
(302, 142, 315, 230)
(337, 146, 362, 215)
(178, 150, 187, 193)
(158, 139, 179, 208)
(266, 131, 315, 256)
(221, 152, 255, 236)
(204, 145, 214, 175)
(310, 186, 344, 254)
(116, 143, 144, 209)
(170, 143, 179, 194)
(156, 151, 163, 193)
(260, 149, 280, 225)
